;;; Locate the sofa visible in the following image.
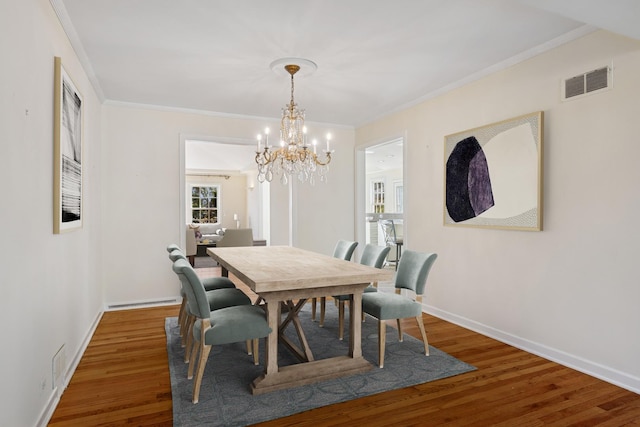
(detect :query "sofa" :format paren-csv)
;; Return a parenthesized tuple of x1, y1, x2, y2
(190, 222, 225, 244)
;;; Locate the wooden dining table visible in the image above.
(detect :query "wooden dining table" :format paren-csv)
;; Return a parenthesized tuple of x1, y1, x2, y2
(207, 245, 394, 395)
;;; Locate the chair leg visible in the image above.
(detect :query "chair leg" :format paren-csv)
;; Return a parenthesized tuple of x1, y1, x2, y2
(246, 340, 252, 355)
(397, 319, 403, 342)
(252, 338, 259, 365)
(311, 297, 317, 321)
(178, 298, 186, 336)
(187, 339, 199, 379)
(180, 309, 192, 346)
(378, 319, 386, 368)
(192, 343, 212, 404)
(416, 316, 430, 356)
(338, 300, 345, 340)
(319, 297, 326, 327)
(184, 316, 195, 363)
(188, 337, 199, 370)
(180, 311, 187, 346)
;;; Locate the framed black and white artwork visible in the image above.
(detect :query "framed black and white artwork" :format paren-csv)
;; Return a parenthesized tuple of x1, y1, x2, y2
(53, 56, 83, 233)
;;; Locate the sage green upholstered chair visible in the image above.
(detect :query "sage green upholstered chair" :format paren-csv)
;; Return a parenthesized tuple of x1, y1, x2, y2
(362, 250, 437, 368)
(313, 240, 359, 324)
(332, 244, 391, 340)
(333, 239, 359, 260)
(169, 248, 237, 343)
(166, 243, 182, 253)
(169, 249, 236, 291)
(173, 258, 271, 404)
(171, 251, 253, 361)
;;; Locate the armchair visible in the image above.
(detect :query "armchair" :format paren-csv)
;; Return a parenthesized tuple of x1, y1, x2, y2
(216, 228, 254, 247)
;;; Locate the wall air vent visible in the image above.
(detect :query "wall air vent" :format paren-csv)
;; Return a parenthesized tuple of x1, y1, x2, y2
(562, 66, 611, 101)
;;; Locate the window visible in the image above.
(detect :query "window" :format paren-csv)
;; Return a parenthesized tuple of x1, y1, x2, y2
(191, 185, 220, 223)
(371, 181, 385, 213)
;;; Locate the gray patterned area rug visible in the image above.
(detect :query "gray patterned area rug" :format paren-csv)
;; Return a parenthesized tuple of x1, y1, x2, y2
(166, 301, 475, 427)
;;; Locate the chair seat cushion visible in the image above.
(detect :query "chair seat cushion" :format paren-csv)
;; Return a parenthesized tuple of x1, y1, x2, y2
(362, 292, 422, 320)
(202, 276, 236, 291)
(195, 305, 271, 345)
(206, 288, 251, 311)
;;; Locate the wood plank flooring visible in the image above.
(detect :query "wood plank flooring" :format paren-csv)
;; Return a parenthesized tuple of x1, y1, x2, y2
(49, 267, 640, 426)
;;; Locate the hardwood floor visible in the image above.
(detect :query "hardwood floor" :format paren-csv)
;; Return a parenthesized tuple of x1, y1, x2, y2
(49, 268, 640, 426)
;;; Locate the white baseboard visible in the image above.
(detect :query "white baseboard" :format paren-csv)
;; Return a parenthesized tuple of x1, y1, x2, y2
(36, 309, 104, 427)
(35, 389, 59, 427)
(37, 299, 180, 425)
(106, 297, 180, 311)
(424, 304, 640, 394)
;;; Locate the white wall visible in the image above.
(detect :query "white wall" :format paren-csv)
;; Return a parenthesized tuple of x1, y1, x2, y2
(293, 127, 357, 255)
(357, 30, 640, 392)
(244, 169, 267, 241)
(102, 105, 356, 304)
(0, 1, 104, 425)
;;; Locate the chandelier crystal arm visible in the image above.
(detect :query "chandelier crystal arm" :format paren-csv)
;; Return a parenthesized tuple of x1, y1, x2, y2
(313, 151, 331, 166)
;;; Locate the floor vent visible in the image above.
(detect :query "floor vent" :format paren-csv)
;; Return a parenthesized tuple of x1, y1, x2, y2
(563, 66, 611, 100)
(107, 298, 178, 310)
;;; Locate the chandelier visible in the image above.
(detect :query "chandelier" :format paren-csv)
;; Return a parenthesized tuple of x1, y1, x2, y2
(255, 60, 333, 185)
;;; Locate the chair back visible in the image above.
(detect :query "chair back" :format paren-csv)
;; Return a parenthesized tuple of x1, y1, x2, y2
(333, 240, 358, 261)
(379, 220, 398, 244)
(173, 259, 210, 319)
(166, 243, 182, 253)
(359, 244, 391, 268)
(395, 250, 437, 295)
(168, 249, 187, 262)
(216, 228, 254, 247)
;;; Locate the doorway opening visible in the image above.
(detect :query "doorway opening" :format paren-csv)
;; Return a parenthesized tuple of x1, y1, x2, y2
(179, 137, 270, 268)
(356, 137, 404, 267)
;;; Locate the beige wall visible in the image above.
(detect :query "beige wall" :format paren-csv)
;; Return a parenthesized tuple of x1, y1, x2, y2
(357, 30, 640, 391)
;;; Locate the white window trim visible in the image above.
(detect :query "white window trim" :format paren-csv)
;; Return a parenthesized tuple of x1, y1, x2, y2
(394, 180, 403, 213)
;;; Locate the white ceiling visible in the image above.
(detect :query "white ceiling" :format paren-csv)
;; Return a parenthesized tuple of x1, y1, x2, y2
(366, 139, 404, 173)
(53, 0, 639, 171)
(53, 0, 639, 130)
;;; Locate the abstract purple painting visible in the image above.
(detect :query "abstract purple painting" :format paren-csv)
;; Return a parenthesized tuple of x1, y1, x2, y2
(444, 111, 543, 231)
